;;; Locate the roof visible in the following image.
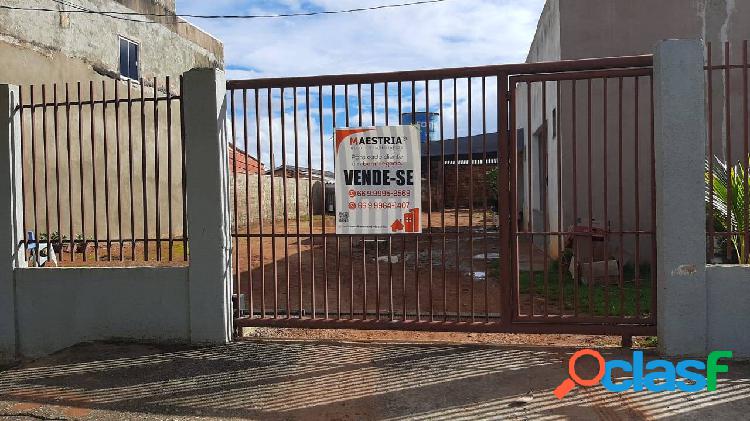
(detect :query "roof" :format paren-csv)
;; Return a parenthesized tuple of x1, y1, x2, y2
(421, 132, 501, 159)
(269, 165, 335, 179)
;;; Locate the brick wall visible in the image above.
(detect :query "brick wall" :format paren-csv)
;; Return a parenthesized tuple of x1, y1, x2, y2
(228, 146, 264, 175)
(428, 161, 496, 209)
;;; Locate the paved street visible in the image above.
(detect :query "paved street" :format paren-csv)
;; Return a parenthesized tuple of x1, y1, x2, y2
(1, 340, 749, 420)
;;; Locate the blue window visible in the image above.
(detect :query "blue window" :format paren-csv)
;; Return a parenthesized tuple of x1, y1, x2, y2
(119, 37, 139, 80)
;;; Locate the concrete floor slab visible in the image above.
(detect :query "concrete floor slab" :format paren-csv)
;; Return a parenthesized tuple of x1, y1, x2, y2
(0, 340, 748, 420)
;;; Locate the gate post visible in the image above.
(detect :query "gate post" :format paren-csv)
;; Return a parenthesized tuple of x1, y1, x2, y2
(654, 39, 708, 357)
(182, 69, 233, 344)
(0, 84, 25, 361)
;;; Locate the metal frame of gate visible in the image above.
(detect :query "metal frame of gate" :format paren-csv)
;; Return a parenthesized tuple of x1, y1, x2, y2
(228, 55, 656, 336)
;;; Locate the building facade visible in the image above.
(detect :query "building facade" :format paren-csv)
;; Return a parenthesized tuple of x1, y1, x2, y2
(0, 0, 223, 85)
(2, 0, 224, 244)
(519, 0, 750, 262)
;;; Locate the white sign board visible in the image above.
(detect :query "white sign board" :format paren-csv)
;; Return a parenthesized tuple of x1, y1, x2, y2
(335, 125, 421, 234)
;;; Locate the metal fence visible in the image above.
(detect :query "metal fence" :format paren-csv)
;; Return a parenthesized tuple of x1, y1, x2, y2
(706, 41, 750, 265)
(511, 68, 656, 327)
(228, 55, 656, 335)
(18, 77, 187, 266)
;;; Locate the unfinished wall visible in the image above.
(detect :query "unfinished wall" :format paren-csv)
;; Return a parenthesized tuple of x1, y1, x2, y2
(229, 175, 323, 230)
(0, 0, 223, 86)
(19, 79, 186, 241)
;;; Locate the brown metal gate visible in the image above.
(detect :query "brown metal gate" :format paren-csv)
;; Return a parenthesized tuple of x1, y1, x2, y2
(228, 55, 656, 336)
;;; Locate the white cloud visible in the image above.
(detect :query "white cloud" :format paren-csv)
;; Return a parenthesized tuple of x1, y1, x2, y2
(178, 0, 545, 78)
(179, 0, 546, 168)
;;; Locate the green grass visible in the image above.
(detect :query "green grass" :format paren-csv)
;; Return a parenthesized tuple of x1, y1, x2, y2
(515, 262, 653, 318)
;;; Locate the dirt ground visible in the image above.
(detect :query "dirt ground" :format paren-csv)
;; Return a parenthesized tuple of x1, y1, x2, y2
(1, 339, 748, 420)
(240, 327, 655, 349)
(230, 211, 646, 322)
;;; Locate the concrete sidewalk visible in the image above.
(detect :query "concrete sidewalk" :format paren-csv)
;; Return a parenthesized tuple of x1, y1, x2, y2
(0, 340, 749, 420)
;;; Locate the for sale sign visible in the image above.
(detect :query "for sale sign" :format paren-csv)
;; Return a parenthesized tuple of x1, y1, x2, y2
(335, 125, 421, 234)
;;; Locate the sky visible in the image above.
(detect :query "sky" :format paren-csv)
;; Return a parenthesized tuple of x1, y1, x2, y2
(178, 0, 546, 80)
(175, 0, 547, 169)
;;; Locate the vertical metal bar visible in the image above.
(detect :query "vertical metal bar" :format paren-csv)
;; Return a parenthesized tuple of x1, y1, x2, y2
(230, 89, 239, 316)
(618, 77, 625, 317)
(398, 82, 407, 321)
(293, 87, 303, 318)
(482, 77, 489, 322)
(426, 79, 433, 322)
(115, 81, 124, 261)
(140, 78, 148, 261)
(744, 41, 749, 264)
(30, 86, 39, 262)
(320, 85, 328, 319)
(386, 82, 394, 321)
(372, 83, 381, 321)
(526, 82, 535, 317)
(356, 83, 366, 319)
(255, 88, 265, 318)
(500, 74, 512, 325)
(343, 84, 349, 320)
(19, 87, 27, 262)
(707, 42, 716, 258)
(230, 90, 240, 316)
(439, 79, 447, 321)
(571, 79, 578, 316)
(30, 86, 40, 259)
(556, 80, 563, 315)
(649, 75, 657, 321)
(332, 85, 339, 319)
(91, 81, 100, 261)
(725, 42, 734, 261)
(542, 80, 549, 317)
(280, 89, 291, 319)
(77, 83, 86, 262)
(243, 88, 253, 319)
(179, 76, 188, 261)
(412, 80, 420, 321)
(603, 77, 611, 317)
(166, 76, 174, 261)
(453, 78, 460, 321)
(65, 84, 74, 262)
(268, 88, 278, 318)
(19, 87, 27, 263)
(102, 81, 111, 261)
(52, 85, 62, 259)
(153, 77, 160, 261)
(306, 86, 314, 319)
(42, 85, 51, 255)
(587, 79, 594, 316)
(634, 77, 641, 317)
(468, 78, 474, 321)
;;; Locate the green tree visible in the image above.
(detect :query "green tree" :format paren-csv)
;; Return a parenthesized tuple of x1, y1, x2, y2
(705, 156, 750, 263)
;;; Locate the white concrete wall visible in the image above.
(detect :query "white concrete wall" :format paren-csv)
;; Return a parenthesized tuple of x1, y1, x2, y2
(0, 69, 232, 361)
(14, 267, 189, 357)
(706, 266, 750, 358)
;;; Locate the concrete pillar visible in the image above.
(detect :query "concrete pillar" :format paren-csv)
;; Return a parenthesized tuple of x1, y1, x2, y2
(0, 84, 25, 361)
(182, 69, 232, 344)
(654, 39, 708, 357)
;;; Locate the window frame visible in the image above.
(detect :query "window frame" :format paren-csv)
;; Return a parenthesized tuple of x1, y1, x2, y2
(118, 36, 140, 81)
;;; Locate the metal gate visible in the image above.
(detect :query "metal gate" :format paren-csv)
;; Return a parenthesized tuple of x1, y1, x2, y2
(228, 55, 656, 336)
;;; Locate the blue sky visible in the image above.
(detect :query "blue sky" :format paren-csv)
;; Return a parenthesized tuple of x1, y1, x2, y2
(176, 0, 547, 168)
(177, 0, 546, 78)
